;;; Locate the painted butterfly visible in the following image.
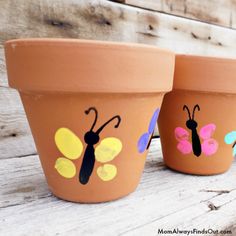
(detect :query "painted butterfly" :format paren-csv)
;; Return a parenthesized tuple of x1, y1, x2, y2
(54, 107, 122, 185)
(225, 131, 236, 157)
(137, 108, 160, 153)
(175, 104, 218, 157)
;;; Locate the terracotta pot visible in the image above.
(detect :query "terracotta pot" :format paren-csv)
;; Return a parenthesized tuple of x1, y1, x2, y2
(5, 38, 175, 202)
(158, 55, 236, 175)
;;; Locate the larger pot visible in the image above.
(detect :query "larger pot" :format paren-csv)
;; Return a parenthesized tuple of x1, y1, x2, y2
(5, 39, 175, 202)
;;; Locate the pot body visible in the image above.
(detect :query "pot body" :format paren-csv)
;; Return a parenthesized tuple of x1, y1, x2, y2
(20, 92, 164, 202)
(158, 90, 235, 175)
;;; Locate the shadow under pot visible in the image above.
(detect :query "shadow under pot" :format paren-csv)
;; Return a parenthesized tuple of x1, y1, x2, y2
(5, 38, 175, 203)
(158, 55, 236, 175)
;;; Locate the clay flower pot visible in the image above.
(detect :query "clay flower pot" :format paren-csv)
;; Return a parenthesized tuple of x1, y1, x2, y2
(5, 39, 174, 202)
(158, 55, 236, 175)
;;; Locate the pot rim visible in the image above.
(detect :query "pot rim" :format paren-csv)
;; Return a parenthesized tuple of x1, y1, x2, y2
(5, 38, 175, 93)
(174, 54, 236, 94)
(5, 38, 174, 53)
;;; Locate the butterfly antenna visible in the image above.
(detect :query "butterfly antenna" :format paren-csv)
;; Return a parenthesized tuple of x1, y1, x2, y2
(85, 107, 98, 131)
(183, 105, 191, 120)
(96, 115, 121, 134)
(192, 104, 200, 120)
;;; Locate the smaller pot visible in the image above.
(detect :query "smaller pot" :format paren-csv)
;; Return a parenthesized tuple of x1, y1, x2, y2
(158, 55, 236, 175)
(5, 38, 175, 202)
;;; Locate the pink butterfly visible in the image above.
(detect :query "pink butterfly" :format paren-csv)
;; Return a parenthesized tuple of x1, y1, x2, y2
(175, 105, 218, 157)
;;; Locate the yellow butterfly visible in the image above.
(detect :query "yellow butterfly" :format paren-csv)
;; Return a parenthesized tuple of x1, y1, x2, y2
(54, 107, 122, 185)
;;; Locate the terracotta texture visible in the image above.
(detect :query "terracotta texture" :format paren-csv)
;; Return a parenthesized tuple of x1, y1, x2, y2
(5, 39, 175, 202)
(158, 55, 236, 175)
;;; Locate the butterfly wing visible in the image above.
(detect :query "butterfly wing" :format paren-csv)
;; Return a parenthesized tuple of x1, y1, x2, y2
(201, 139, 218, 156)
(199, 124, 218, 156)
(95, 137, 122, 181)
(54, 128, 83, 178)
(95, 137, 122, 163)
(137, 133, 150, 153)
(225, 131, 236, 157)
(175, 127, 192, 154)
(199, 124, 216, 140)
(55, 128, 83, 159)
(55, 157, 76, 178)
(137, 108, 160, 154)
(224, 131, 236, 144)
(97, 164, 117, 182)
(148, 108, 160, 134)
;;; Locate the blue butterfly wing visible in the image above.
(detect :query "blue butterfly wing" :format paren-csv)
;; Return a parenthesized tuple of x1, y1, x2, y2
(138, 108, 160, 153)
(138, 133, 150, 153)
(225, 131, 236, 144)
(148, 108, 160, 134)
